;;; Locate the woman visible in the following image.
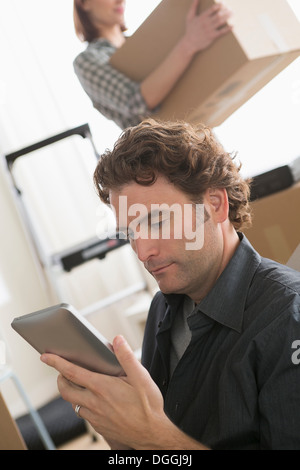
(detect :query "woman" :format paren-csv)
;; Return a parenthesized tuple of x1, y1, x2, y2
(73, 0, 233, 129)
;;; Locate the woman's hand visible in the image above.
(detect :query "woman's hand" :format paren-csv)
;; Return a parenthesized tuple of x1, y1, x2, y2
(183, 0, 233, 56)
(140, 0, 233, 109)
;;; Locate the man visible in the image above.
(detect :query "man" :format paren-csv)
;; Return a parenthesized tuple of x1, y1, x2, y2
(41, 119, 300, 450)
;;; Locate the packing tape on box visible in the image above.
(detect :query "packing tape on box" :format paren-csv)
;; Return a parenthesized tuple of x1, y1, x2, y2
(258, 14, 289, 53)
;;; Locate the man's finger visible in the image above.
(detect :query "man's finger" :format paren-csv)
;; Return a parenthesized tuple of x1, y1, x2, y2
(112, 335, 150, 386)
(40, 353, 94, 388)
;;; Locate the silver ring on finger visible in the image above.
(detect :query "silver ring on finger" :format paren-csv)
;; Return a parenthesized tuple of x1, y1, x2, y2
(74, 404, 82, 418)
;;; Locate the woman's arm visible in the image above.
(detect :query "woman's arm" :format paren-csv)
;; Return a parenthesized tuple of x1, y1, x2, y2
(140, 0, 233, 109)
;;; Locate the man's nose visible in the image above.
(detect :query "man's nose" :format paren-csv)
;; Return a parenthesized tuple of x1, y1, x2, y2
(131, 237, 159, 263)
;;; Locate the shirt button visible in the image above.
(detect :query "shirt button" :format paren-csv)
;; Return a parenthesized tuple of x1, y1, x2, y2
(162, 379, 167, 386)
(158, 321, 162, 328)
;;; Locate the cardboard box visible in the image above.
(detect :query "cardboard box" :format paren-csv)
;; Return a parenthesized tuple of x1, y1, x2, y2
(286, 244, 300, 271)
(244, 183, 300, 265)
(0, 393, 27, 450)
(110, 0, 300, 127)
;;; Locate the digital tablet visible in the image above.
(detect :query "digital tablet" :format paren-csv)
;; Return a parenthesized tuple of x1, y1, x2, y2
(11, 303, 123, 376)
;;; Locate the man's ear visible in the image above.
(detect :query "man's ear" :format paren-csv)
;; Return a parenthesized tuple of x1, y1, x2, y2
(206, 188, 229, 223)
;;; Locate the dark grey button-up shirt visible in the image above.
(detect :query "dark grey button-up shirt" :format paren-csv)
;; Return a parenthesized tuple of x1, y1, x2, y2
(142, 234, 300, 449)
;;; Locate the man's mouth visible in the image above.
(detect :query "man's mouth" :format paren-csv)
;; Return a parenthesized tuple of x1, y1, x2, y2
(149, 263, 174, 275)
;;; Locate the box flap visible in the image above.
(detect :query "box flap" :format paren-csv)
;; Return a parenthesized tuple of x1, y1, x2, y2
(225, 0, 300, 59)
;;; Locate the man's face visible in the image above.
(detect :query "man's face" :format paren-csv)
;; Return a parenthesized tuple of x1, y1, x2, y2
(109, 176, 224, 303)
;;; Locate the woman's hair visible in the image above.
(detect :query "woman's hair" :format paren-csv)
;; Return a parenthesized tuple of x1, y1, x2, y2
(73, 0, 126, 43)
(94, 119, 252, 231)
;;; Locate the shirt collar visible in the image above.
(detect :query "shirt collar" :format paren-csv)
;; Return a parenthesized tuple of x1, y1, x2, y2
(164, 234, 261, 333)
(89, 38, 116, 50)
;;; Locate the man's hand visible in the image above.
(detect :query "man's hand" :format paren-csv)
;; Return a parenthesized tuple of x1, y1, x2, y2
(41, 335, 209, 449)
(41, 335, 168, 449)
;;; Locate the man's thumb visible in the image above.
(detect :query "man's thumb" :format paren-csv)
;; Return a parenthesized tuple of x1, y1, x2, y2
(113, 335, 146, 382)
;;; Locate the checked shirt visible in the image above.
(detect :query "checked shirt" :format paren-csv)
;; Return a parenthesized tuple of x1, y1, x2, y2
(73, 38, 152, 129)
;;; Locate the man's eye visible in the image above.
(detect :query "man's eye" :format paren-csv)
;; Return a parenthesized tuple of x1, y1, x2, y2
(118, 230, 129, 240)
(151, 219, 167, 229)
(128, 229, 136, 240)
(151, 221, 161, 228)
(118, 230, 134, 240)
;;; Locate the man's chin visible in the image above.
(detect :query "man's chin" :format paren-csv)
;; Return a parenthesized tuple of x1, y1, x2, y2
(157, 281, 184, 296)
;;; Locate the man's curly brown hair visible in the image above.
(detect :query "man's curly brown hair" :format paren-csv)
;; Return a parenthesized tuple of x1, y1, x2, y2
(94, 119, 252, 231)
